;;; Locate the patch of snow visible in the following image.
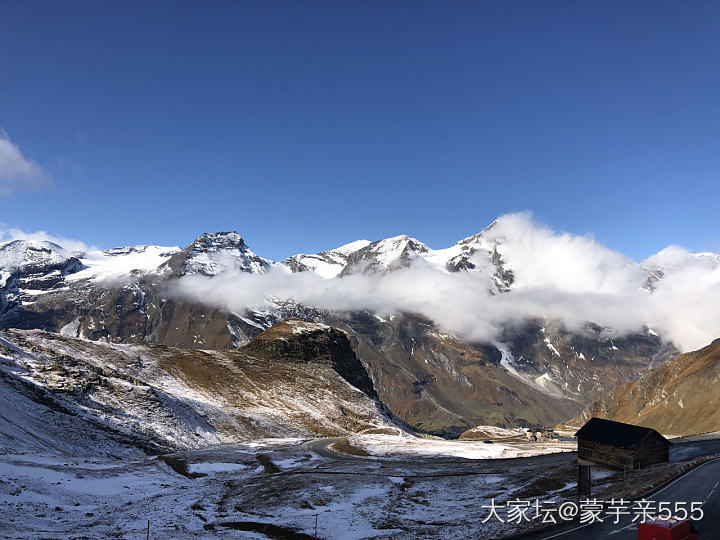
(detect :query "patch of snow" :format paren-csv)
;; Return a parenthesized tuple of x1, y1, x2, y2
(345, 434, 575, 460)
(285, 320, 330, 334)
(494, 342, 568, 399)
(543, 337, 561, 357)
(22, 287, 69, 296)
(332, 240, 372, 256)
(60, 318, 81, 338)
(0, 270, 10, 289)
(494, 342, 525, 381)
(422, 243, 465, 269)
(484, 475, 506, 484)
(286, 240, 372, 278)
(67, 245, 181, 282)
(187, 462, 250, 474)
(462, 425, 524, 439)
(236, 314, 266, 330)
(304, 257, 347, 278)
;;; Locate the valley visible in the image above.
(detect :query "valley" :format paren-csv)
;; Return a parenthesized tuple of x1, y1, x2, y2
(1, 224, 719, 539)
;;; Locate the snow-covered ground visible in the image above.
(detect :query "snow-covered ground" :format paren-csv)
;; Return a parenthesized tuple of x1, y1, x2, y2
(459, 425, 525, 439)
(0, 438, 579, 539)
(0, 327, 583, 538)
(340, 434, 576, 460)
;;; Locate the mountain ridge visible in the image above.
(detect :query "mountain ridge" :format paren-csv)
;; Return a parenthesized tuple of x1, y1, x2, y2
(0, 221, 702, 435)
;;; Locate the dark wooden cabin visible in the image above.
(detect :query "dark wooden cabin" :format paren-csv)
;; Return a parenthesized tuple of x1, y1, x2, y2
(575, 417, 670, 470)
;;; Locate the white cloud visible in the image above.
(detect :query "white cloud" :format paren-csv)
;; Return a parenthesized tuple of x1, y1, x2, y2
(3, 212, 717, 352)
(169, 213, 720, 352)
(486, 211, 646, 294)
(0, 228, 92, 253)
(0, 130, 50, 196)
(642, 247, 720, 352)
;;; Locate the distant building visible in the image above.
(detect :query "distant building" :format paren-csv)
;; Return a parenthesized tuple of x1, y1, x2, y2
(575, 417, 670, 470)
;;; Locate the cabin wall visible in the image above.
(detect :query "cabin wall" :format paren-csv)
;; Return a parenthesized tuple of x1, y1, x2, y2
(578, 436, 670, 469)
(633, 435, 670, 468)
(578, 439, 634, 469)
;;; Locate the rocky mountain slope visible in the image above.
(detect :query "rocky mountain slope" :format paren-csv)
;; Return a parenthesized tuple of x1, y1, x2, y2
(282, 239, 371, 278)
(158, 231, 271, 277)
(0, 224, 687, 435)
(0, 319, 392, 457)
(562, 338, 720, 436)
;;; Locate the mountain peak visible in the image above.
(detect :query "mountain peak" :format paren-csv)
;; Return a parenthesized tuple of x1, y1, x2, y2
(159, 231, 270, 277)
(371, 234, 427, 250)
(192, 231, 246, 249)
(0, 239, 80, 272)
(339, 235, 430, 276)
(454, 221, 499, 248)
(281, 240, 372, 279)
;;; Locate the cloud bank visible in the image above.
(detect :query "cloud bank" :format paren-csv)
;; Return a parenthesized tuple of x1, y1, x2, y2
(171, 213, 720, 352)
(0, 130, 49, 196)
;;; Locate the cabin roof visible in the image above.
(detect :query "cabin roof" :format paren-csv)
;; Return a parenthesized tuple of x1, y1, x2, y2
(575, 417, 670, 450)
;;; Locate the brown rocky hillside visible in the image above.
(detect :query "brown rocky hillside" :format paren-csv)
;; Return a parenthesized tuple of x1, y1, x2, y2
(0, 319, 393, 457)
(562, 338, 720, 436)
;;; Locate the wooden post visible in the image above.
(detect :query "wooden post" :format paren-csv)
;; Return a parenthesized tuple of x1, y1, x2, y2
(623, 464, 626, 496)
(578, 463, 591, 499)
(314, 514, 319, 538)
(146, 519, 150, 540)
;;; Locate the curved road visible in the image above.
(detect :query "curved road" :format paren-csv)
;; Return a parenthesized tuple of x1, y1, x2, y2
(518, 458, 720, 540)
(302, 437, 578, 468)
(302, 438, 361, 461)
(304, 436, 720, 466)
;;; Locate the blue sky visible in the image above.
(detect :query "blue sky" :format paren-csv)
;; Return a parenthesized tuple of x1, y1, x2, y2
(0, 1, 718, 260)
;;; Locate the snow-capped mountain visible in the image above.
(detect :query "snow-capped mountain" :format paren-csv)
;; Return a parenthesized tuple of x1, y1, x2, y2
(158, 231, 271, 277)
(338, 235, 431, 275)
(0, 224, 702, 435)
(282, 223, 514, 294)
(0, 239, 79, 272)
(282, 239, 371, 278)
(0, 240, 83, 311)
